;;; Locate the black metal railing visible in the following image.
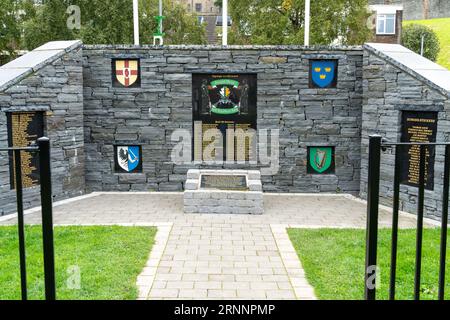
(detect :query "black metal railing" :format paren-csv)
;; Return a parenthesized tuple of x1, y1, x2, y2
(365, 135, 449, 300)
(0, 137, 55, 300)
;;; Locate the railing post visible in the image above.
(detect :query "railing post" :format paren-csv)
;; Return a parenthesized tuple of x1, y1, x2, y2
(438, 144, 450, 300)
(389, 145, 402, 300)
(37, 137, 56, 300)
(14, 149, 27, 300)
(365, 135, 382, 300)
(414, 145, 426, 300)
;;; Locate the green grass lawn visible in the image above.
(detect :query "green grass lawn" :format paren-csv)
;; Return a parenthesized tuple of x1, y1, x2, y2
(288, 228, 450, 300)
(404, 18, 450, 70)
(0, 226, 156, 300)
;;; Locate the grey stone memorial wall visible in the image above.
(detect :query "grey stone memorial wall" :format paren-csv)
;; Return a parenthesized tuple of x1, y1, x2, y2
(0, 41, 85, 216)
(82, 45, 363, 194)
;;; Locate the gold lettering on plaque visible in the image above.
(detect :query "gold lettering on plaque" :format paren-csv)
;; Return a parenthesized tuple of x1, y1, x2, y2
(8, 112, 43, 189)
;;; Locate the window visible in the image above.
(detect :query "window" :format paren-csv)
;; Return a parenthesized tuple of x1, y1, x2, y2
(376, 14, 396, 35)
(195, 3, 202, 12)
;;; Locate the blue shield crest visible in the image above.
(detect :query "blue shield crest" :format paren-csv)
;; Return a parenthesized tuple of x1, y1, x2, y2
(311, 60, 336, 88)
(117, 146, 140, 172)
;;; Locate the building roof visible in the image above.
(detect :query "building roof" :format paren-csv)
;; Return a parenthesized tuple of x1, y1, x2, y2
(0, 40, 82, 92)
(364, 42, 450, 98)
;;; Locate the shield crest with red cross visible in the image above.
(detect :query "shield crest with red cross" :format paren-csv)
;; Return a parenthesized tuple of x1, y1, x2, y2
(114, 59, 140, 87)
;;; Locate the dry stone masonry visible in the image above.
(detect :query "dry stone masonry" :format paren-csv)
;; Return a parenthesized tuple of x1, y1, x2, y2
(0, 41, 85, 215)
(82, 45, 363, 194)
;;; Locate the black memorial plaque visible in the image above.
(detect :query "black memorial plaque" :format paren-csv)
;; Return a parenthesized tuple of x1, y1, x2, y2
(7, 112, 44, 189)
(400, 111, 438, 190)
(200, 175, 248, 191)
(192, 73, 257, 162)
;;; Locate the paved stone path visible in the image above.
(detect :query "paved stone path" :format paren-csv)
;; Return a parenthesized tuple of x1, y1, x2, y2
(0, 193, 427, 300)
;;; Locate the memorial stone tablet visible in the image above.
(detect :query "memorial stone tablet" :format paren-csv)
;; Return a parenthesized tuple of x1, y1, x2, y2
(200, 175, 248, 191)
(400, 111, 438, 190)
(7, 112, 44, 189)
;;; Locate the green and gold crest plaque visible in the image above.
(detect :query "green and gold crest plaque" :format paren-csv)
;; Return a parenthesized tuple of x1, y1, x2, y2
(307, 147, 335, 174)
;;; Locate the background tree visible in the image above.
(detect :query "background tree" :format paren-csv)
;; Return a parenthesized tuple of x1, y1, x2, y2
(402, 24, 440, 62)
(140, 0, 207, 45)
(23, 0, 73, 50)
(22, 0, 206, 50)
(228, 0, 371, 45)
(214, 0, 222, 9)
(0, 0, 33, 60)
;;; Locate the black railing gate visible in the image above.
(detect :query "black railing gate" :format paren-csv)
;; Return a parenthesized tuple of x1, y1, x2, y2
(365, 135, 449, 300)
(0, 137, 56, 300)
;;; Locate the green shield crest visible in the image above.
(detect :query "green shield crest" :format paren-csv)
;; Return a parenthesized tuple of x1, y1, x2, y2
(309, 147, 333, 173)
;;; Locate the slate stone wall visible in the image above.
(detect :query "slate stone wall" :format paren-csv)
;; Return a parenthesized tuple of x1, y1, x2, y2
(82, 45, 363, 194)
(0, 47, 85, 216)
(360, 48, 450, 220)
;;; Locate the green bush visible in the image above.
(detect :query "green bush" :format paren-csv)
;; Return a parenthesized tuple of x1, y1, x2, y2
(402, 24, 440, 62)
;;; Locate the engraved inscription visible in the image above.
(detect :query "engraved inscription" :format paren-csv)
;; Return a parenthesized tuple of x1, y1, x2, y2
(7, 112, 44, 189)
(200, 175, 248, 191)
(400, 111, 437, 190)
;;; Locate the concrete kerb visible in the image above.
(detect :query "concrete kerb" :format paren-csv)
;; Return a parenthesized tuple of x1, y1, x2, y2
(270, 224, 317, 300)
(136, 222, 173, 300)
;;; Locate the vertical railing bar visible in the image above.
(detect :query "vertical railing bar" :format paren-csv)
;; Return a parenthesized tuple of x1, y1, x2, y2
(365, 135, 381, 300)
(14, 149, 27, 300)
(438, 145, 450, 300)
(389, 145, 402, 300)
(414, 145, 426, 300)
(37, 137, 56, 300)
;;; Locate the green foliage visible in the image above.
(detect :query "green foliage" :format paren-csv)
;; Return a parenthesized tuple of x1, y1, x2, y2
(214, 0, 222, 9)
(21, 0, 206, 50)
(140, 0, 207, 45)
(0, 0, 34, 59)
(402, 23, 441, 63)
(228, 0, 371, 45)
(288, 228, 450, 300)
(23, 0, 74, 50)
(0, 226, 156, 300)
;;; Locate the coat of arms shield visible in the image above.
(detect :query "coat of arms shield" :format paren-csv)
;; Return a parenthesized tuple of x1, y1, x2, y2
(308, 147, 334, 174)
(113, 59, 140, 87)
(310, 60, 337, 88)
(116, 146, 141, 173)
(209, 79, 241, 115)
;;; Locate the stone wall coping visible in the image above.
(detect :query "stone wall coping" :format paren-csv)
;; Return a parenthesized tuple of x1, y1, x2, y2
(83, 44, 363, 51)
(1, 105, 51, 113)
(364, 42, 450, 99)
(0, 40, 82, 92)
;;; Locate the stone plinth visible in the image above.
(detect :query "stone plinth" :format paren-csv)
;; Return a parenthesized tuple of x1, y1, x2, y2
(184, 169, 263, 215)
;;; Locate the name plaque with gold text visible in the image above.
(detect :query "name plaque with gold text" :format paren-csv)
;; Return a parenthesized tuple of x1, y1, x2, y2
(400, 111, 438, 190)
(7, 112, 44, 189)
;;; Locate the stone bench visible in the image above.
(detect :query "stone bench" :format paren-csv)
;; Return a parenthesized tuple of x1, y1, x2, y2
(184, 169, 263, 215)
